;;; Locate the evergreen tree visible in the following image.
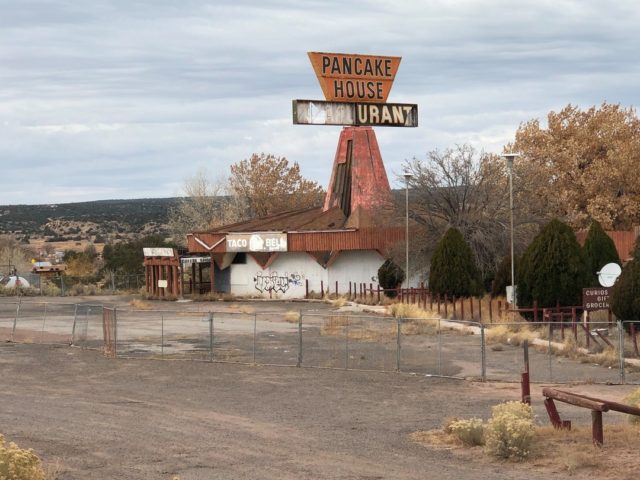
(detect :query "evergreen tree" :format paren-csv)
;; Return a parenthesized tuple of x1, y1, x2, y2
(517, 219, 589, 309)
(429, 227, 483, 297)
(377, 259, 405, 298)
(610, 238, 640, 322)
(491, 254, 520, 298)
(582, 220, 621, 287)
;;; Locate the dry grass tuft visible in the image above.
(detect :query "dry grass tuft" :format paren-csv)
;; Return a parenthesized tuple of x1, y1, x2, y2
(413, 420, 640, 477)
(284, 310, 300, 323)
(129, 299, 153, 310)
(485, 324, 538, 347)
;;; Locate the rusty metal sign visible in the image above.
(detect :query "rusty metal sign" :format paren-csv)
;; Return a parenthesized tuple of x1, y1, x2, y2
(308, 52, 401, 103)
(582, 287, 611, 311)
(143, 247, 175, 257)
(293, 100, 417, 127)
(226, 233, 287, 252)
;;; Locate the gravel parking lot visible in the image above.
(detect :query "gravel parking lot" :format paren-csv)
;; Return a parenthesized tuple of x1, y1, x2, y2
(1, 340, 636, 480)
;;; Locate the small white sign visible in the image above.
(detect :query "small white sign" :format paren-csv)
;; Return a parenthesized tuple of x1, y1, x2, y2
(157, 279, 168, 288)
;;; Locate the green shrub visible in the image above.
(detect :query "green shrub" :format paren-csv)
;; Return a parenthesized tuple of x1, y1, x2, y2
(491, 254, 520, 298)
(484, 401, 534, 460)
(448, 418, 485, 446)
(377, 259, 404, 298)
(610, 239, 640, 323)
(624, 388, 640, 424)
(582, 221, 621, 287)
(429, 227, 483, 297)
(0, 433, 45, 480)
(517, 219, 589, 310)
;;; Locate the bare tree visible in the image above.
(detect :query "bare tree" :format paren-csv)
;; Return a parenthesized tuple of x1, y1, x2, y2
(402, 144, 529, 280)
(167, 168, 245, 246)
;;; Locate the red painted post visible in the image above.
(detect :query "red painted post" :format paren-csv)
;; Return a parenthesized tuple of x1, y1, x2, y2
(444, 294, 448, 318)
(377, 285, 381, 303)
(586, 311, 590, 349)
(631, 323, 639, 357)
(572, 307, 578, 342)
(369, 283, 373, 300)
(470, 297, 474, 320)
(489, 298, 493, 323)
(608, 309, 613, 326)
(460, 297, 464, 320)
(320, 280, 324, 297)
(305, 279, 309, 299)
(436, 294, 440, 314)
(497, 300, 502, 321)
(478, 297, 482, 322)
(534, 300, 538, 323)
(430, 291, 433, 310)
(592, 411, 604, 446)
(453, 296, 457, 319)
(349, 281, 352, 298)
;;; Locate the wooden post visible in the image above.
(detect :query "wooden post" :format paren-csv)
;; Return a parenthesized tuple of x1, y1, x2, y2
(444, 294, 448, 318)
(320, 280, 324, 297)
(489, 298, 493, 323)
(460, 297, 464, 320)
(305, 279, 309, 299)
(335, 281, 338, 296)
(572, 307, 578, 342)
(534, 300, 538, 323)
(470, 297, 474, 320)
(453, 296, 458, 319)
(631, 323, 639, 357)
(209, 255, 215, 294)
(377, 285, 381, 303)
(592, 410, 604, 446)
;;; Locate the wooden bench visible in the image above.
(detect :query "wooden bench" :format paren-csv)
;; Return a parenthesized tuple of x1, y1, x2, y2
(542, 387, 640, 445)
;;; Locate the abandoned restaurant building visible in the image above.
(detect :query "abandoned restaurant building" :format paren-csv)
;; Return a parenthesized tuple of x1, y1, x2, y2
(144, 52, 417, 299)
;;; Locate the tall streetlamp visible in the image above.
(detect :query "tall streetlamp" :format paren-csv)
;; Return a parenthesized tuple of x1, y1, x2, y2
(502, 153, 519, 306)
(404, 172, 413, 288)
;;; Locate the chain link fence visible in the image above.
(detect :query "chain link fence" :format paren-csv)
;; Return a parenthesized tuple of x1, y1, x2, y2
(1, 300, 639, 384)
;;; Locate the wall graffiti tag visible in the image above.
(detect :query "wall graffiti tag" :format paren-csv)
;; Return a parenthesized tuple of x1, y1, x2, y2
(254, 272, 305, 293)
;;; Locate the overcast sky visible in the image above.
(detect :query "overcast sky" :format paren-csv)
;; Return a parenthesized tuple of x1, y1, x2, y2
(1, 0, 639, 205)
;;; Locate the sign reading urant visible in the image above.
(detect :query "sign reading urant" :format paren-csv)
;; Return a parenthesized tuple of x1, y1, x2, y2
(293, 51, 418, 128)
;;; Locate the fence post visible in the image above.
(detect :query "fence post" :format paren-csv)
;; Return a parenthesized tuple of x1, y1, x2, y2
(631, 322, 639, 357)
(40, 303, 48, 344)
(11, 302, 21, 342)
(208, 312, 214, 362)
(345, 316, 349, 370)
(253, 312, 257, 364)
(71, 304, 78, 345)
(305, 279, 309, 299)
(161, 313, 164, 358)
(297, 311, 303, 367)
(618, 320, 625, 384)
(113, 307, 118, 358)
(437, 318, 442, 376)
(396, 317, 402, 372)
(480, 324, 486, 381)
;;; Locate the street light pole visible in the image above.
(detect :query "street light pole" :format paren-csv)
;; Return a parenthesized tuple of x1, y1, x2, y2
(502, 153, 519, 307)
(404, 173, 412, 288)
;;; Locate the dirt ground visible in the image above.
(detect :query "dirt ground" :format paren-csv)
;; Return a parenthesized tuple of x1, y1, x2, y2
(1, 341, 637, 480)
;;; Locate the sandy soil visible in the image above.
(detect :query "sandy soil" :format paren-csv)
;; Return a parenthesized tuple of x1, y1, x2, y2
(1, 342, 637, 480)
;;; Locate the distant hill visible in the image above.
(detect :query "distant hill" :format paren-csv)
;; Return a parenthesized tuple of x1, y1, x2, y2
(0, 198, 180, 242)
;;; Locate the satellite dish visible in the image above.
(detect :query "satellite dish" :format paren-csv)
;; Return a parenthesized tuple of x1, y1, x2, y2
(597, 263, 622, 287)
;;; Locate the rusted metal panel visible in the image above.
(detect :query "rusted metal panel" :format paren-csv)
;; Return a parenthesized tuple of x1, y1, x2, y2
(308, 52, 401, 103)
(293, 100, 418, 127)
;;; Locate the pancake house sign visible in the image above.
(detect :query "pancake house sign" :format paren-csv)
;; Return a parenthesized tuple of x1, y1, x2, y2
(293, 51, 418, 128)
(308, 52, 401, 103)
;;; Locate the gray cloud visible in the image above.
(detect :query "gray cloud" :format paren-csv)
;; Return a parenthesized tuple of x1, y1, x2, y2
(1, 0, 639, 204)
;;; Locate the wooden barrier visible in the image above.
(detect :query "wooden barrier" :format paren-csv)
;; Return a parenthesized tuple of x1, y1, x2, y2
(542, 388, 640, 446)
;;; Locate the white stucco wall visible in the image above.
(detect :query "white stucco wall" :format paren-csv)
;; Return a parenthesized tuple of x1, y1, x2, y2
(228, 250, 385, 299)
(229, 252, 326, 299)
(327, 250, 385, 294)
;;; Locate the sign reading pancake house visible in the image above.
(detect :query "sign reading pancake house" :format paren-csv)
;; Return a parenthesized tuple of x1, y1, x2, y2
(308, 52, 401, 103)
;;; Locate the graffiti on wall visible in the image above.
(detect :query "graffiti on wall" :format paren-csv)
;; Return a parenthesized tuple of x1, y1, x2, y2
(254, 271, 304, 293)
